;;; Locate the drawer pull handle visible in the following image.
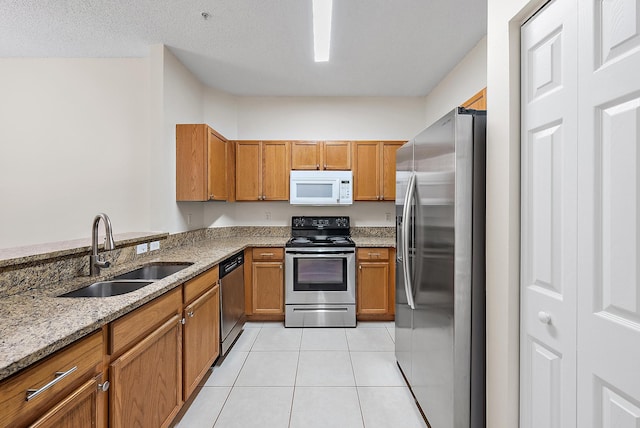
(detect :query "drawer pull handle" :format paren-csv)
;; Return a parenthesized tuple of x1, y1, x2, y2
(26, 366, 78, 401)
(368, 253, 380, 257)
(261, 253, 274, 257)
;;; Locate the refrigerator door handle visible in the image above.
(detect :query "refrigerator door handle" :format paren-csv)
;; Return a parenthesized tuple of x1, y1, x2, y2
(401, 172, 416, 310)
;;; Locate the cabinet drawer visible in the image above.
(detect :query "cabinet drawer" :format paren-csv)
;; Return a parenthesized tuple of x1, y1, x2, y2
(183, 266, 218, 305)
(357, 248, 390, 261)
(109, 287, 182, 356)
(0, 330, 103, 428)
(252, 248, 284, 261)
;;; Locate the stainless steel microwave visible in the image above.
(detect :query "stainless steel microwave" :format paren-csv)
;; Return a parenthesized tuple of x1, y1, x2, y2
(289, 170, 353, 205)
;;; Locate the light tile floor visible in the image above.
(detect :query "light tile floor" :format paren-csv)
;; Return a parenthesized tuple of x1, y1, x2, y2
(173, 321, 427, 428)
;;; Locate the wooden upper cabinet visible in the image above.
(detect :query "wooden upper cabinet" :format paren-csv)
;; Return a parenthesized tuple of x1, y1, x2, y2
(461, 87, 487, 110)
(291, 141, 351, 170)
(353, 142, 380, 200)
(236, 141, 290, 201)
(291, 141, 321, 170)
(235, 141, 262, 201)
(323, 141, 351, 170)
(353, 141, 404, 201)
(381, 142, 404, 201)
(176, 124, 231, 201)
(262, 141, 290, 200)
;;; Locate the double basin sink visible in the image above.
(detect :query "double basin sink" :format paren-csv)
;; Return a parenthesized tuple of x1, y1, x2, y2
(58, 262, 193, 298)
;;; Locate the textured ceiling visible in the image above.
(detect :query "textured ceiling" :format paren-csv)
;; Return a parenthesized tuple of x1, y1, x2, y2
(0, 0, 487, 96)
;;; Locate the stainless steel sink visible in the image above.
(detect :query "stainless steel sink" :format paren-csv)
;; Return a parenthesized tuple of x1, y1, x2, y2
(112, 262, 193, 280)
(57, 262, 193, 298)
(58, 280, 154, 298)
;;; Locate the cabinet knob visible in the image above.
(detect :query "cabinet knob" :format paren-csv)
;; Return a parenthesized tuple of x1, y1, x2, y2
(537, 311, 552, 324)
(324, 164, 327, 169)
(359, 265, 362, 270)
(316, 164, 319, 169)
(181, 318, 186, 325)
(188, 311, 194, 318)
(98, 381, 110, 392)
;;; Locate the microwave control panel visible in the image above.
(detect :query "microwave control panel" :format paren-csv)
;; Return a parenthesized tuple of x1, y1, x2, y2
(340, 180, 352, 200)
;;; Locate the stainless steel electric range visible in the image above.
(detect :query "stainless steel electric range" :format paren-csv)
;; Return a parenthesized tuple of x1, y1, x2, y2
(284, 216, 356, 327)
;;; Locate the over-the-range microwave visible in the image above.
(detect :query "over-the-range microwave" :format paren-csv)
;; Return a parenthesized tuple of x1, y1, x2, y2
(289, 170, 353, 205)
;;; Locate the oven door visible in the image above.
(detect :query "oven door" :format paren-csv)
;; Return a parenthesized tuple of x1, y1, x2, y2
(285, 248, 356, 304)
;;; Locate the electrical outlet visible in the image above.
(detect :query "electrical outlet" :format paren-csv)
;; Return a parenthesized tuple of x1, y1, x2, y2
(149, 241, 160, 251)
(265, 211, 271, 220)
(386, 212, 392, 221)
(187, 213, 192, 226)
(136, 243, 148, 254)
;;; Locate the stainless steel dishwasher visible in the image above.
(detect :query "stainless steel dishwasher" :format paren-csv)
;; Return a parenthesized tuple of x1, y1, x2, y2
(219, 251, 246, 355)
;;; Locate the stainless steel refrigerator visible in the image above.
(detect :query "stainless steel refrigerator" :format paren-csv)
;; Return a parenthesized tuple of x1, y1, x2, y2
(396, 107, 486, 428)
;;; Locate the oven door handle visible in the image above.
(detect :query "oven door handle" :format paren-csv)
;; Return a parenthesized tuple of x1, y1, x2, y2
(286, 250, 355, 255)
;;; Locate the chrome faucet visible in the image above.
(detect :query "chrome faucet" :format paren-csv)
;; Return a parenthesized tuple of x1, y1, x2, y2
(90, 213, 116, 276)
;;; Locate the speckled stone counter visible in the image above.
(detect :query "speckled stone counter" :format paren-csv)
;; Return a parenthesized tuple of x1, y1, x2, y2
(0, 227, 396, 382)
(352, 237, 396, 247)
(0, 236, 286, 381)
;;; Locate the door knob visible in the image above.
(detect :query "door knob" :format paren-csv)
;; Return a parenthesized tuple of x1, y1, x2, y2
(537, 311, 552, 324)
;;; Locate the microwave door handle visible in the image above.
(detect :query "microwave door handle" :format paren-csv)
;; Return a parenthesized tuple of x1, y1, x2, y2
(402, 173, 416, 310)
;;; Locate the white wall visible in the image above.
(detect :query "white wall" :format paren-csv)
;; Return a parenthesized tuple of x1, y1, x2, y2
(485, 1, 548, 427)
(149, 45, 208, 234)
(423, 37, 487, 125)
(203, 87, 238, 140)
(0, 58, 150, 249)
(236, 96, 426, 140)
(206, 201, 395, 228)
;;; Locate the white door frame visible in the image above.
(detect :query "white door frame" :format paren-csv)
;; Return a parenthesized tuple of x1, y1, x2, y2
(485, 0, 551, 427)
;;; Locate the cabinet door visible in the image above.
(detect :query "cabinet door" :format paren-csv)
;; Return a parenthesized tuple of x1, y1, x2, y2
(262, 141, 290, 200)
(30, 374, 106, 428)
(323, 141, 351, 170)
(235, 141, 262, 201)
(357, 261, 389, 315)
(183, 285, 220, 400)
(110, 315, 182, 428)
(381, 142, 404, 201)
(176, 124, 208, 201)
(252, 261, 284, 315)
(353, 142, 380, 200)
(207, 129, 228, 201)
(291, 141, 321, 170)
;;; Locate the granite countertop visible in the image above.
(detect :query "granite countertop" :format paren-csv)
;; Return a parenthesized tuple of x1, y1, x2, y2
(0, 237, 286, 382)
(0, 234, 395, 382)
(351, 237, 395, 247)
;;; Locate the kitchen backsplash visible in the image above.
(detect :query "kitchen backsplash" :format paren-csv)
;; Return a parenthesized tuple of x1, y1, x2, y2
(0, 225, 392, 298)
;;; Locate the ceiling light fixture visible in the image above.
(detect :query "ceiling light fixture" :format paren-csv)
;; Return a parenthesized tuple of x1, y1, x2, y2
(312, 0, 332, 62)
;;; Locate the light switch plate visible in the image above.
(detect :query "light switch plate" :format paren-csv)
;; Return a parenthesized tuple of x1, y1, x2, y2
(149, 241, 160, 251)
(136, 243, 148, 254)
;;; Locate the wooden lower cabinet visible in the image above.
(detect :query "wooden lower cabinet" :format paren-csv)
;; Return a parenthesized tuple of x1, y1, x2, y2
(357, 248, 395, 320)
(109, 314, 182, 428)
(0, 330, 104, 428)
(245, 248, 285, 320)
(252, 261, 284, 315)
(30, 374, 106, 428)
(183, 284, 220, 399)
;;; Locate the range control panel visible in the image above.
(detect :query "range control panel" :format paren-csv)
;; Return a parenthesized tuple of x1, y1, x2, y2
(291, 216, 350, 230)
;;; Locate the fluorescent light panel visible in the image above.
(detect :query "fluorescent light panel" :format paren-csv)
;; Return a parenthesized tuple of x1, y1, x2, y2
(312, 0, 332, 62)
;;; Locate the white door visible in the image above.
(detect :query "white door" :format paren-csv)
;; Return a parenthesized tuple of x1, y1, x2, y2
(520, 0, 578, 427)
(577, 0, 640, 426)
